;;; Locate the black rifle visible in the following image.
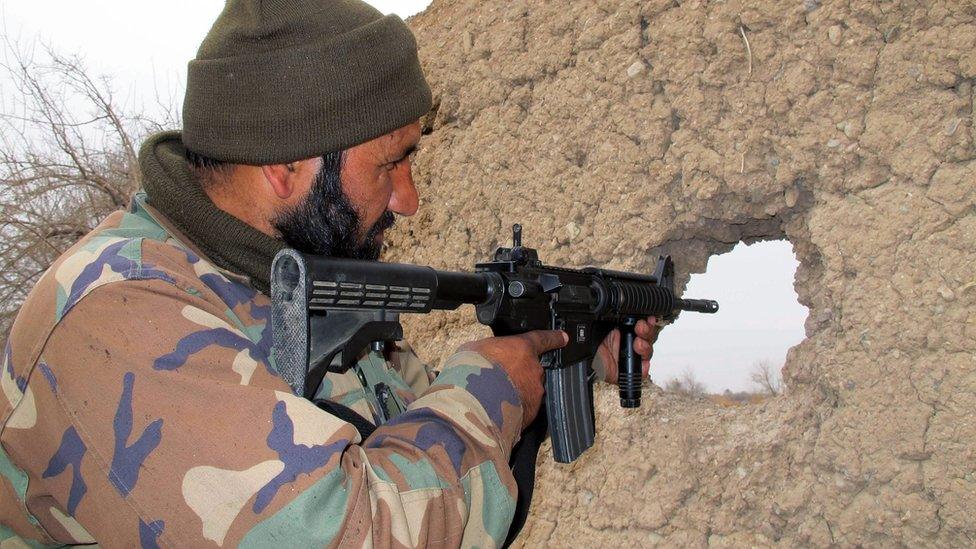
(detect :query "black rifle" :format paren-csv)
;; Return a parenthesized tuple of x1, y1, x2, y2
(270, 224, 718, 544)
(270, 224, 718, 463)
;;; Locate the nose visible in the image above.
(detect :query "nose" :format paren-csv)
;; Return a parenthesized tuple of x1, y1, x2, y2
(388, 162, 419, 217)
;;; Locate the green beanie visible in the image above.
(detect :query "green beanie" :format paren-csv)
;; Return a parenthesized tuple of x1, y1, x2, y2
(183, 0, 432, 165)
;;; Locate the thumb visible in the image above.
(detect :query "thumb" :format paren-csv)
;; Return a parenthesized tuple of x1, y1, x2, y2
(524, 330, 569, 354)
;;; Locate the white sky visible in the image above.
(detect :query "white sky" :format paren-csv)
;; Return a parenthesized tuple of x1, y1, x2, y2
(652, 241, 808, 392)
(0, 0, 808, 393)
(0, 1, 432, 121)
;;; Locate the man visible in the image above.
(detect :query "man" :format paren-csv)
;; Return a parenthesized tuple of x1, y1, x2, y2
(0, 0, 657, 546)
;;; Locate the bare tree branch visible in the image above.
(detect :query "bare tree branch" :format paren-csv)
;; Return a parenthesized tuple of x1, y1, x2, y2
(750, 359, 783, 396)
(0, 37, 171, 339)
(664, 367, 708, 398)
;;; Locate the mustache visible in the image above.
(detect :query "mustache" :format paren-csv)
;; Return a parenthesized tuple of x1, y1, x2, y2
(364, 210, 396, 240)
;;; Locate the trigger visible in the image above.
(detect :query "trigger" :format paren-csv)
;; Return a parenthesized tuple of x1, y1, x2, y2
(540, 350, 558, 369)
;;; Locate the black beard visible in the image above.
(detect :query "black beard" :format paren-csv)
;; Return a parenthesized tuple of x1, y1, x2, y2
(272, 153, 396, 260)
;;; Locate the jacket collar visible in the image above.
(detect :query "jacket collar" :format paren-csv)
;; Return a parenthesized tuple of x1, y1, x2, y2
(138, 131, 284, 294)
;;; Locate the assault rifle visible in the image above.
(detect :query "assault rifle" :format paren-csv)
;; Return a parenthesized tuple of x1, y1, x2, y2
(270, 224, 718, 464)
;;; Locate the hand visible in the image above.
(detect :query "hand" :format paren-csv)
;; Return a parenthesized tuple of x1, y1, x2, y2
(458, 330, 569, 429)
(594, 317, 660, 384)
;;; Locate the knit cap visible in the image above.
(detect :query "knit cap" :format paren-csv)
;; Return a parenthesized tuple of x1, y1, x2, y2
(183, 0, 432, 164)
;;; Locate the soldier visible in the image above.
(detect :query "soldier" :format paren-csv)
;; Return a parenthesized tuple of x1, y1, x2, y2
(0, 0, 657, 546)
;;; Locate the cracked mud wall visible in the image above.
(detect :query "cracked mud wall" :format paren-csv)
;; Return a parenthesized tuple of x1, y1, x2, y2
(388, 1, 975, 545)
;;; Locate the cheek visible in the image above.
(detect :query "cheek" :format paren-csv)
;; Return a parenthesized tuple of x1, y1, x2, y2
(344, 170, 392, 223)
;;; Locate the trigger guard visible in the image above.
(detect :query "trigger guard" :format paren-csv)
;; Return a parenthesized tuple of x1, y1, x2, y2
(540, 350, 559, 369)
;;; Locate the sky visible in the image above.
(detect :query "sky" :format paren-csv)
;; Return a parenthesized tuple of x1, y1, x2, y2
(0, 0, 808, 393)
(0, 1, 432, 122)
(650, 240, 808, 392)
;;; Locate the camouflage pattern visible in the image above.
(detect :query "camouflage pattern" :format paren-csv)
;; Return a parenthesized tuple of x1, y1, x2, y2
(0, 193, 523, 547)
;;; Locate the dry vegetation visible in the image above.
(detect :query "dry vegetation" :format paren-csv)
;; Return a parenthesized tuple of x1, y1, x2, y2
(663, 359, 782, 406)
(0, 40, 169, 337)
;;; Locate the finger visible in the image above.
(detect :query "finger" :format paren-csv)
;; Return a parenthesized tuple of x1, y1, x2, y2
(647, 318, 661, 344)
(642, 357, 651, 378)
(524, 329, 569, 354)
(635, 319, 652, 338)
(603, 328, 621, 355)
(633, 338, 653, 357)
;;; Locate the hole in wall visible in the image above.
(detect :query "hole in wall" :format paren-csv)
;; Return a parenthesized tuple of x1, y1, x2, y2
(652, 240, 808, 401)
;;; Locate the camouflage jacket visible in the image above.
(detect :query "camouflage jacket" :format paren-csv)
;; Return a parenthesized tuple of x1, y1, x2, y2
(0, 193, 524, 547)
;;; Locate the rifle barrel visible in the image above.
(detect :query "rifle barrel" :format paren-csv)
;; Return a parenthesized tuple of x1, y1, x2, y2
(677, 298, 720, 314)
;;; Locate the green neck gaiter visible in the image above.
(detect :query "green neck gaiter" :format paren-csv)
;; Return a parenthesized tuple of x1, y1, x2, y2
(139, 131, 284, 295)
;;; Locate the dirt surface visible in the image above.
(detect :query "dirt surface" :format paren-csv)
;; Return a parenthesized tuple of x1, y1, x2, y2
(390, 1, 975, 545)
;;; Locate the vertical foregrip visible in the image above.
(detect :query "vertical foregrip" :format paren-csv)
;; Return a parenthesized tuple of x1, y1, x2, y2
(618, 320, 642, 408)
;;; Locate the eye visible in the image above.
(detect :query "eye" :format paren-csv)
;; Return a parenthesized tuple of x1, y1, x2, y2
(386, 156, 410, 171)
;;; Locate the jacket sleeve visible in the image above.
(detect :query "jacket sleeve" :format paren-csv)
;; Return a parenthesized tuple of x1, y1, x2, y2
(16, 277, 524, 548)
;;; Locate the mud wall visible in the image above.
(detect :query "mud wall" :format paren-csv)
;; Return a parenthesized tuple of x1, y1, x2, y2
(389, 1, 975, 545)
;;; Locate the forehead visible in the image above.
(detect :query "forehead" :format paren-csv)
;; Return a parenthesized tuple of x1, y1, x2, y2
(349, 121, 421, 163)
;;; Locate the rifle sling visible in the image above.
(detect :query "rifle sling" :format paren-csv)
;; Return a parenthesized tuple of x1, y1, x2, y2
(313, 399, 377, 440)
(504, 412, 547, 547)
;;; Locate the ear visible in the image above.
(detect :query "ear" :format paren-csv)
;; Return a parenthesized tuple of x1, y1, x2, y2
(261, 163, 298, 200)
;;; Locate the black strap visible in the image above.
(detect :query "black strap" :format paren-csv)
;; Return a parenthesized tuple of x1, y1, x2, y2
(503, 412, 547, 547)
(313, 399, 377, 440)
